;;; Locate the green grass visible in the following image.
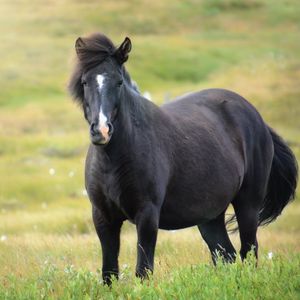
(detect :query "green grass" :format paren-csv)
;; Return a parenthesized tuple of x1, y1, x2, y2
(1, 254, 299, 300)
(0, 0, 300, 298)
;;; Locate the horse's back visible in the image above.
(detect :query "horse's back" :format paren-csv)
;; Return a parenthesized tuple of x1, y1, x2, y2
(162, 88, 259, 122)
(162, 88, 270, 151)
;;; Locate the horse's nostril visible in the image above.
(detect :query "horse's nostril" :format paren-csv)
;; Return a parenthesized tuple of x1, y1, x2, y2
(107, 122, 114, 135)
(90, 123, 98, 136)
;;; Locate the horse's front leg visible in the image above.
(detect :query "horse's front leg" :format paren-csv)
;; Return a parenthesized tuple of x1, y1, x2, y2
(92, 206, 123, 285)
(135, 203, 159, 279)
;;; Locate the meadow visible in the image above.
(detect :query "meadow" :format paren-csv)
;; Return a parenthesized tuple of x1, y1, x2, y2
(0, 0, 299, 298)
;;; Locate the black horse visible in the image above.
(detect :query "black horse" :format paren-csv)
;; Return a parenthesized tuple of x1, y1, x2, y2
(69, 33, 298, 284)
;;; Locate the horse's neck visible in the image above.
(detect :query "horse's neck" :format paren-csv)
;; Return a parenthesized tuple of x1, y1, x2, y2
(101, 86, 164, 157)
(119, 85, 155, 132)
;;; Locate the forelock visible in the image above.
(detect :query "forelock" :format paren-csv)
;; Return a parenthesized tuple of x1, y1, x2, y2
(75, 33, 116, 72)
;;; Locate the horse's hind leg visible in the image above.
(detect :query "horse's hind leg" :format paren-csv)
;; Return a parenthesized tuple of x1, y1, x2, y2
(232, 194, 260, 260)
(198, 212, 236, 264)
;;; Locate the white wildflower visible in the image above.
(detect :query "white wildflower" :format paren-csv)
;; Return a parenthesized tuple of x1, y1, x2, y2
(267, 252, 273, 260)
(68, 171, 75, 178)
(0, 235, 7, 242)
(49, 168, 55, 176)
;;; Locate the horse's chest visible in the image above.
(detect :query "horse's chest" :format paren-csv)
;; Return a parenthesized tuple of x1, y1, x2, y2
(100, 167, 143, 221)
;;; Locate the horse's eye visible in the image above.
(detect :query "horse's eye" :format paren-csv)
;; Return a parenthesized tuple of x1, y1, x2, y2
(117, 80, 123, 87)
(81, 80, 87, 86)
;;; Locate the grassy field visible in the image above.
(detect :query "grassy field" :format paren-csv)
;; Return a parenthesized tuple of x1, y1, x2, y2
(0, 0, 299, 299)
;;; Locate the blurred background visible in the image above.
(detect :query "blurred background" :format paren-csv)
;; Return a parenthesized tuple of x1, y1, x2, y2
(0, 0, 299, 282)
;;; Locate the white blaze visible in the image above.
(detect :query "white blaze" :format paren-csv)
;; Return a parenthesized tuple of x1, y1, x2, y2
(96, 74, 108, 128)
(96, 74, 105, 91)
(99, 108, 108, 128)
(96, 74, 110, 142)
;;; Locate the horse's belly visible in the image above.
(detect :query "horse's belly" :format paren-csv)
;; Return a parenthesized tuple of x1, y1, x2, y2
(158, 194, 229, 230)
(158, 211, 209, 230)
(158, 172, 239, 230)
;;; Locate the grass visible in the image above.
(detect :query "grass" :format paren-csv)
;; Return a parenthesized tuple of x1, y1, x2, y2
(1, 254, 299, 300)
(0, 0, 300, 298)
(1, 229, 300, 299)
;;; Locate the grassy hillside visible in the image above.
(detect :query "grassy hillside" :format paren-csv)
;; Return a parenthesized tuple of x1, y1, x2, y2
(0, 0, 299, 298)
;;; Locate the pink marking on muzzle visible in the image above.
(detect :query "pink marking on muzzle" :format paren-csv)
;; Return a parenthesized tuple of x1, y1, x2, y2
(99, 125, 110, 143)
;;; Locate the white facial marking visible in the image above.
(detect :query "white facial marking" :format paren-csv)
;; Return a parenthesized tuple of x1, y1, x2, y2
(96, 74, 110, 142)
(99, 108, 108, 128)
(96, 74, 105, 91)
(99, 108, 109, 141)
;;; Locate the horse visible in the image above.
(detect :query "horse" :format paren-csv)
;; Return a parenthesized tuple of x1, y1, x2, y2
(69, 33, 298, 284)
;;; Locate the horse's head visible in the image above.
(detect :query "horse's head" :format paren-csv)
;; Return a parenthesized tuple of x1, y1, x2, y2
(69, 33, 132, 145)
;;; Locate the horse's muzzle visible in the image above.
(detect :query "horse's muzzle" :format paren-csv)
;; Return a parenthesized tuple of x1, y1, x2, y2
(90, 122, 113, 145)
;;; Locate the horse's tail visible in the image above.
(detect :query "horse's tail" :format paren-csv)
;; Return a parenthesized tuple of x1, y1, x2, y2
(258, 127, 298, 226)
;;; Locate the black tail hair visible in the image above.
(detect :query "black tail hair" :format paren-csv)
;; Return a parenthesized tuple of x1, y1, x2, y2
(227, 127, 298, 232)
(258, 127, 298, 226)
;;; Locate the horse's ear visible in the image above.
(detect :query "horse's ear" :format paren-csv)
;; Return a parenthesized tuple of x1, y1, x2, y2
(75, 37, 85, 56)
(114, 37, 132, 64)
